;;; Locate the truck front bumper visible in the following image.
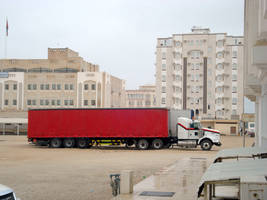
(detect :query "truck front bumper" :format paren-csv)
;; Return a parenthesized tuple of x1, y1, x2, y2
(214, 142, 222, 146)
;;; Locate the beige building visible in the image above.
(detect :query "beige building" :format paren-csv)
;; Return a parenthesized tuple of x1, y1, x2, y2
(125, 84, 156, 107)
(244, 0, 267, 147)
(155, 27, 244, 120)
(0, 48, 125, 118)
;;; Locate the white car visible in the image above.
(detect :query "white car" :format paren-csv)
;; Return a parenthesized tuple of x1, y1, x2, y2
(0, 184, 20, 200)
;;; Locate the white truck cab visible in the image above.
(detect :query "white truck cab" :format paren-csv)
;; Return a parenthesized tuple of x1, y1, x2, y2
(0, 184, 20, 200)
(177, 117, 221, 150)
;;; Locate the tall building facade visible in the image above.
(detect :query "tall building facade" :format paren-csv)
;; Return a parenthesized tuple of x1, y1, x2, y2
(155, 27, 244, 120)
(244, 0, 267, 146)
(125, 84, 156, 108)
(0, 48, 125, 117)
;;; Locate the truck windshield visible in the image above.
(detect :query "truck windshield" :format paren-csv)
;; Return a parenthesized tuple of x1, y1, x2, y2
(190, 122, 201, 129)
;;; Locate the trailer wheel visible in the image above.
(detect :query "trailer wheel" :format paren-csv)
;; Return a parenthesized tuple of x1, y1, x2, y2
(152, 139, 163, 149)
(137, 139, 149, 150)
(200, 139, 213, 151)
(77, 139, 88, 149)
(50, 138, 62, 148)
(63, 138, 75, 148)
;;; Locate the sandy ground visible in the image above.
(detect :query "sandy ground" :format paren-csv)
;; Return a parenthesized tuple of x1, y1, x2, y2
(0, 135, 254, 200)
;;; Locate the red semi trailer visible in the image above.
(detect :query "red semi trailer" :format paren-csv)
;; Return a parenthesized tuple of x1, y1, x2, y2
(28, 108, 221, 150)
(28, 108, 172, 149)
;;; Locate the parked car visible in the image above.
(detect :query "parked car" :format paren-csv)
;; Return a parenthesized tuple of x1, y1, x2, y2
(0, 184, 20, 200)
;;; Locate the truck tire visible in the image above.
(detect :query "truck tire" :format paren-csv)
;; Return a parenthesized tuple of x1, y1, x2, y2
(77, 138, 88, 149)
(63, 138, 75, 148)
(152, 139, 163, 149)
(200, 139, 213, 151)
(137, 139, 149, 150)
(50, 138, 62, 148)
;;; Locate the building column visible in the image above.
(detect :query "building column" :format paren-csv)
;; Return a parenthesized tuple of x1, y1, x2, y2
(255, 97, 260, 146)
(259, 83, 267, 147)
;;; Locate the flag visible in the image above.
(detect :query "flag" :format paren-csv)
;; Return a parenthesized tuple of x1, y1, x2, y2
(6, 19, 8, 37)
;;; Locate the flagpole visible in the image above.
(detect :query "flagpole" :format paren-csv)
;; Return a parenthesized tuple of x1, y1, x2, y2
(4, 32, 7, 59)
(5, 17, 8, 59)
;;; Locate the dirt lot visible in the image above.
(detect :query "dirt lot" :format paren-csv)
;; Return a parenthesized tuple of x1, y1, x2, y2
(0, 135, 254, 200)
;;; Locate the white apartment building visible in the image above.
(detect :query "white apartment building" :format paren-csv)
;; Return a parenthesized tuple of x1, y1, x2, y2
(244, 0, 267, 147)
(0, 48, 125, 118)
(155, 27, 244, 120)
(125, 85, 156, 108)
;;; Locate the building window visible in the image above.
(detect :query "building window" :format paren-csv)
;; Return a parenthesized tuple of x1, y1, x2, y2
(232, 86, 237, 93)
(70, 84, 74, 90)
(217, 63, 223, 70)
(175, 41, 181, 46)
(57, 100, 61, 106)
(13, 99, 17, 105)
(40, 100, 44, 105)
(13, 84, 17, 90)
(232, 74, 237, 81)
(191, 74, 195, 81)
(91, 100, 96, 106)
(28, 84, 32, 90)
(64, 84, 69, 90)
(137, 101, 142, 106)
(129, 101, 134, 106)
(27, 100, 31, 105)
(32, 100, 36, 105)
(217, 40, 223, 47)
(57, 84, 61, 90)
(91, 84, 96, 90)
(40, 84, 44, 90)
(162, 86, 166, 93)
(196, 63, 200, 70)
(232, 109, 237, 115)
(208, 104, 210, 110)
(45, 99, 49, 105)
(232, 51, 237, 58)
(162, 75, 166, 82)
(232, 98, 237, 105)
(84, 84, 89, 90)
(162, 64, 166, 71)
(33, 84, 37, 90)
(51, 100, 56, 105)
(5, 84, 9, 90)
(232, 63, 237, 70)
(161, 98, 166, 104)
(195, 74, 200, 81)
(45, 84, 49, 90)
(191, 63, 194, 70)
(217, 52, 223, 59)
(52, 84, 56, 90)
(84, 100, 88, 106)
(69, 100, 74, 106)
(64, 100, 68, 106)
(145, 101, 151, 106)
(4, 99, 8, 105)
(162, 52, 166, 59)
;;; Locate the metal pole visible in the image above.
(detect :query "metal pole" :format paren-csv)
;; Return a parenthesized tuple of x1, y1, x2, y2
(3, 123, 5, 135)
(17, 124, 19, 135)
(244, 122, 246, 147)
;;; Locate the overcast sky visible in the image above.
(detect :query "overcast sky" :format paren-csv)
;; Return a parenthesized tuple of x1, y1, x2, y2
(0, 0, 254, 113)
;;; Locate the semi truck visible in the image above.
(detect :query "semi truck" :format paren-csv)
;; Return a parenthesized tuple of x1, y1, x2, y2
(28, 108, 221, 150)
